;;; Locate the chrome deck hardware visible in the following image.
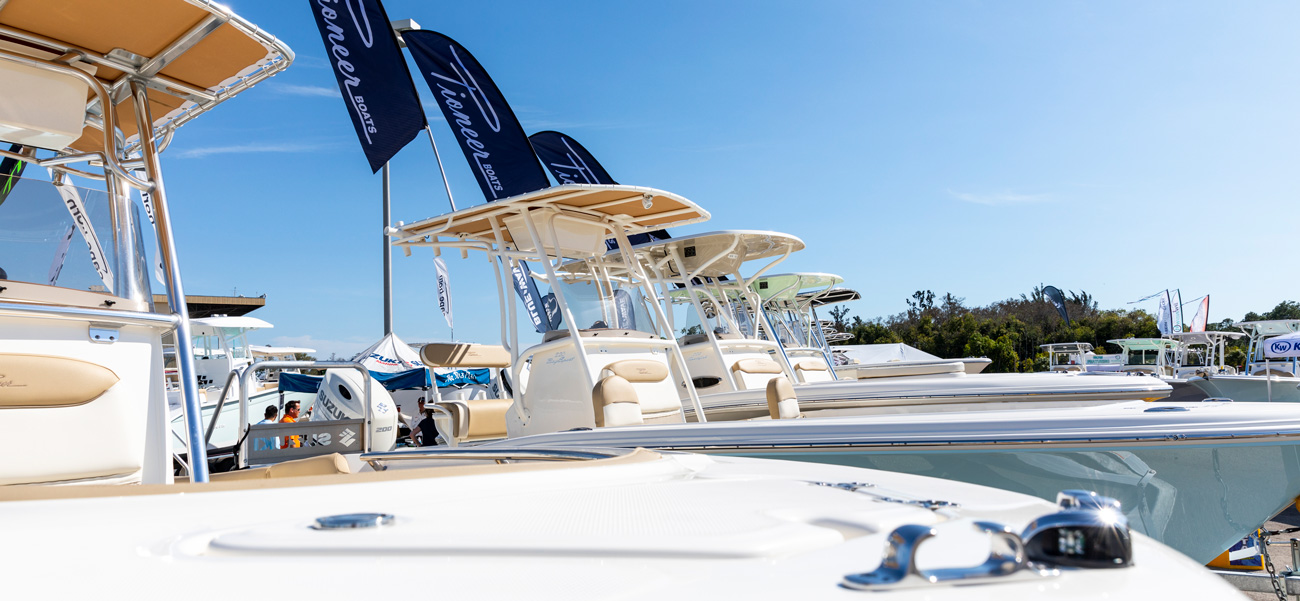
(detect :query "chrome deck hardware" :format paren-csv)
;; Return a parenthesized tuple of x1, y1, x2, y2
(842, 521, 1054, 591)
(809, 481, 957, 510)
(1022, 490, 1132, 569)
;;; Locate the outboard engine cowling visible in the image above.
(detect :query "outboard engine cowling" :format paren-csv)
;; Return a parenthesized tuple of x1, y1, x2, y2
(311, 369, 398, 452)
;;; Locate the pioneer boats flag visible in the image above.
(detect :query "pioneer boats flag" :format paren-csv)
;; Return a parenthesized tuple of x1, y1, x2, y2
(530, 130, 670, 249)
(530, 130, 617, 186)
(308, 0, 426, 172)
(1042, 285, 1071, 326)
(404, 31, 549, 202)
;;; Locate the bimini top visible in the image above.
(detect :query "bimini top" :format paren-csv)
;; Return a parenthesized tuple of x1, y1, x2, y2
(0, 0, 293, 154)
(191, 315, 273, 330)
(1108, 338, 1177, 351)
(800, 286, 861, 308)
(1040, 342, 1094, 353)
(1237, 320, 1300, 338)
(1166, 331, 1246, 345)
(392, 185, 710, 258)
(752, 273, 843, 303)
(627, 230, 804, 279)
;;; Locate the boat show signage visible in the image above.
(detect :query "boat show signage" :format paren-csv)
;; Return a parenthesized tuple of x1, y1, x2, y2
(434, 256, 453, 328)
(404, 31, 550, 202)
(0, 143, 25, 207)
(528, 130, 671, 250)
(1043, 285, 1071, 326)
(530, 131, 618, 186)
(308, 0, 426, 173)
(511, 261, 549, 333)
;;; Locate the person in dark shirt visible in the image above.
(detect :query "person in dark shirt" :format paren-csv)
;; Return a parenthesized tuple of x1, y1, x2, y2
(409, 398, 441, 446)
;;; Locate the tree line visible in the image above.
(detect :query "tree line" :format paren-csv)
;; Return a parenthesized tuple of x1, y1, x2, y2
(825, 288, 1300, 373)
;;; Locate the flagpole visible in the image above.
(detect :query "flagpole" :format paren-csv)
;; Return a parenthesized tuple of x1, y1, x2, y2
(383, 162, 393, 336)
(424, 125, 456, 211)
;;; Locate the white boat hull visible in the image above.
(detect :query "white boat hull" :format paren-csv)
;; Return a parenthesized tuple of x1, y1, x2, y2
(488, 400, 1300, 564)
(1188, 374, 1300, 403)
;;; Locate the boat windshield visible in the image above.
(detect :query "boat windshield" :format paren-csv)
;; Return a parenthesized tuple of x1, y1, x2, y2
(0, 173, 152, 302)
(1126, 349, 1164, 366)
(548, 279, 661, 337)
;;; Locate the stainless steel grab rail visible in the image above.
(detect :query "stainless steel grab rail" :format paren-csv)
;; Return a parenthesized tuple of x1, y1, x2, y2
(360, 448, 624, 471)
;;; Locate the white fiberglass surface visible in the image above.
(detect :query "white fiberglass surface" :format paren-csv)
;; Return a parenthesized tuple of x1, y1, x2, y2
(0, 174, 151, 300)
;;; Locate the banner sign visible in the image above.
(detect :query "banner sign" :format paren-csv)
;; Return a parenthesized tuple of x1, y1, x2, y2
(135, 170, 167, 285)
(611, 289, 637, 330)
(1156, 290, 1173, 336)
(529, 131, 669, 249)
(511, 261, 548, 333)
(405, 30, 549, 201)
(541, 292, 562, 331)
(1172, 289, 1185, 333)
(1043, 285, 1071, 326)
(1266, 332, 1300, 359)
(0, 143, 27, 207)
(1190, 295, 1210, 332)
(46, 225, 74, 286)
(308, 0, 427, 172)
(434, 256, 453, 328)
(529, 130, 617, 185)
(51, 175, 114, 290)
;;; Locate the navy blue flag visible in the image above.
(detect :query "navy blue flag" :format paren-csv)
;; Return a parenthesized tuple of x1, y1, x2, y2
(512, 261, 549, 333)
(1042, 285, 1071, 326)
(525, 130, 670, 249)
(0, 143, 27, 207)
(307, 0, 426, 173)
(405, 31, 549, 202)
(530, 130, 618, 185)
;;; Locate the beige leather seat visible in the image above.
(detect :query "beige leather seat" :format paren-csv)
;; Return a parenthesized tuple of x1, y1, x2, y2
(419, 343, 512, 443)
(730, 357, 784, 390)
(592, 359, 675, 427)
(766, 377, 801, 419)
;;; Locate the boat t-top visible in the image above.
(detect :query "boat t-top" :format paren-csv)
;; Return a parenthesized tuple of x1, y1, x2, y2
(390, 188, 1300, 563)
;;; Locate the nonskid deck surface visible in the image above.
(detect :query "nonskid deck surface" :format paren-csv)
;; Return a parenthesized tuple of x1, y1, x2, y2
(0, 453, 1243, 599)
(488, 401, 1300, 563)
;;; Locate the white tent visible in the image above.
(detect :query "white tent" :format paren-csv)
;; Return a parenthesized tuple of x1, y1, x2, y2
(352, 333, 425, 374)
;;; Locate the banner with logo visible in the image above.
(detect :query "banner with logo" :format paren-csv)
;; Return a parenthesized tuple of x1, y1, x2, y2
(1042, 285, 1071, 326)
(51, 174, 113, 290)
(135, 170, 167, 285)
(1156, 290, 1173, 335)
(529, 130, 617, 185)
(1190, 295, 1210, 332)
(1171, 289, 1184, 333)
(611, 289, 637, 330)
(46, 225, 75, 286)
(434, 255, 453, 328)
(405, 30, 549, 201)
(0, 143, 27, 207)
(511, 261, 548, 333)
(1265, 332, 1300, 358)
(308, 0, 427, 172)
(526, 130, 670, 249)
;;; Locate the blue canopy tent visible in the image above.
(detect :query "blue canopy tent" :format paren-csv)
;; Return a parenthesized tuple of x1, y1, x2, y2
(276, 367, 490, 394)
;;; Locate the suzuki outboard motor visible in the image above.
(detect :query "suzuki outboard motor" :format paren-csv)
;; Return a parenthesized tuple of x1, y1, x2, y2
(311, 369, 398, 452)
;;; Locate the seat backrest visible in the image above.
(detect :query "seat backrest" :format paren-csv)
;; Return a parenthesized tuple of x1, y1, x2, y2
(729, 357, 784, 391)
(766, 377, 801, 420)
(440, 398, 512, 442)
(421, 343, 511, 368)
(597, 359, 678, 422)
(792, 358, 834, 383)
(592, 375, 644, 427)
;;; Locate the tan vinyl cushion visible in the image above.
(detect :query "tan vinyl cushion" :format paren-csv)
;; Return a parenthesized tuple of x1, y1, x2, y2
(731, 358, 785, 375)
(794, 359, 829, 372)
(601, 359, 669, 383)
(592, 375, 639, 428)
(421, 343, 511, 368)
(464, 398, 511, 439)
(0, 353, 119, 408)
(176, 453, 352, 483)
(766, 377, 799, 420)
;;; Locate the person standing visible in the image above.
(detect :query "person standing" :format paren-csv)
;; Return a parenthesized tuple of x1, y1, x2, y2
(280, 400, 301, 448)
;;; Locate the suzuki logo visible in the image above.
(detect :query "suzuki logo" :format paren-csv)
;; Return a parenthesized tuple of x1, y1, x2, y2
(339, 428, 357, 447)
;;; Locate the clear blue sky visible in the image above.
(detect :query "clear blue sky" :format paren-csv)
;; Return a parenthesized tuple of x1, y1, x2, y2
(152, 1, 1299, 358)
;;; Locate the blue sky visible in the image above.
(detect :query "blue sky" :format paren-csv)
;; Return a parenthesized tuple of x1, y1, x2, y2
(150, 1, 1299, 358)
